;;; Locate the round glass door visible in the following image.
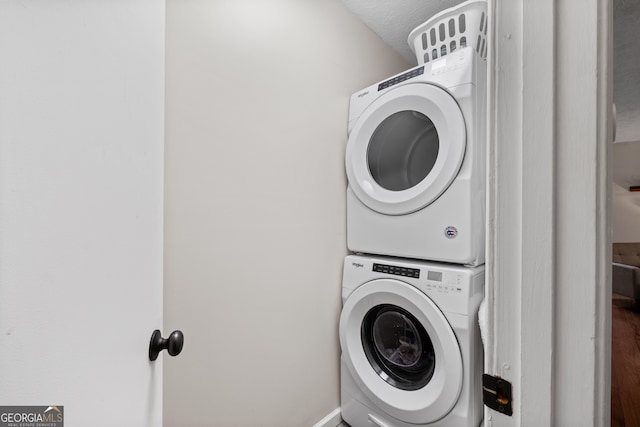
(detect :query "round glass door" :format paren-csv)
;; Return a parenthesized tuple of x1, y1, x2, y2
(368, 111, 439, 192)
(362, 304, 436, 390)
(345, 83, 466, 215)
(339, 278, 464, 424)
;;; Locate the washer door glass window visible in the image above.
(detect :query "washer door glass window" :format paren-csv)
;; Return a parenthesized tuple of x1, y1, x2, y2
(362, 304, 436, 390)
(339, 278, 464, 424)
(368, 111, 439, 192)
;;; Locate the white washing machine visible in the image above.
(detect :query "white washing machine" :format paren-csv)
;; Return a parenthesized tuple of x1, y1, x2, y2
(340, 254, 484, 427)
(345, 46, 486, 266)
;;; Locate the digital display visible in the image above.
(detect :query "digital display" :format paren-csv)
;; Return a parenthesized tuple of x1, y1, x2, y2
(427, 271, 443, 282)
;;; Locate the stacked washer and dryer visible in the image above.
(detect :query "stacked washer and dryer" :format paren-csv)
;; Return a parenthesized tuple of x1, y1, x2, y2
(339, 2, 488, 426)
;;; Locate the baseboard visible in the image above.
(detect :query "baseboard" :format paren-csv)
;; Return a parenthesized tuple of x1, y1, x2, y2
(312, 407, 342, 427)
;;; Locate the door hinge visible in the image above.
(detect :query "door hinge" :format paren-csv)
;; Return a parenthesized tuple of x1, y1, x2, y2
(482, 374, 513, 416)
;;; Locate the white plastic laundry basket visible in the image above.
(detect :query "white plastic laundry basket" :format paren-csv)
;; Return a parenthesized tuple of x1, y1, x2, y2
(408, 0, 488, 65)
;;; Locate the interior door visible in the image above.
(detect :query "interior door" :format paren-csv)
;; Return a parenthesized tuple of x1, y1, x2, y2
(0, 2, 165, 426)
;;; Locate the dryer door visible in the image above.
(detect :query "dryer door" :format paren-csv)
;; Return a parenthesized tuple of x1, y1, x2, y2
(339, 279, 463, 424)
(345, 83, 466, 215)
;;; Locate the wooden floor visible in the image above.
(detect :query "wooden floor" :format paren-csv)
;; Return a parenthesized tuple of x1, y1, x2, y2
(611, 294, 640, 427)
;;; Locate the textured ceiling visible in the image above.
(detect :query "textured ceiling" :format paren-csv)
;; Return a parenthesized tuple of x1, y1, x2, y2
(339, 0, 465, 65)
(340, 0, 640, 143)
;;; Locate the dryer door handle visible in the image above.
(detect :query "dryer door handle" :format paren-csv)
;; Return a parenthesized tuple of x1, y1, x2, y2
(368, 413, 391, 427)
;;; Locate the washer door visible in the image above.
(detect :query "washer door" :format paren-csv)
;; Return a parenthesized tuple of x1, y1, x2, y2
(345, 83, 466, 215)
(340, 279, 463, 424)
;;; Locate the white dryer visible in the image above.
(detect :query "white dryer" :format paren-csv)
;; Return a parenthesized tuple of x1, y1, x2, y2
(345, 46, 486, 266)
(340, 254, 484, 427)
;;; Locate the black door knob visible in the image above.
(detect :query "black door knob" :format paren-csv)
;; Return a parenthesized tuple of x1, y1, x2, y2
(149, 329, 184, 361)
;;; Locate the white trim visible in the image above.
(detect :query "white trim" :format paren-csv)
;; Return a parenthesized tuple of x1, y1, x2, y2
(595, 1, 613, 424)
(484, 0, 524, 423)
(312, 408, 342, 427)
(520, 0, 555, 424)
(553, 0, 611, 424)
(487, 0, 611, 425)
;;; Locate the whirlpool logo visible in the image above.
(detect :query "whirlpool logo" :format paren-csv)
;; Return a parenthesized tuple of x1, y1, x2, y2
(0, 406, 63, 426)
(444, 226, 458, 239)
(351, 262, 364, 268)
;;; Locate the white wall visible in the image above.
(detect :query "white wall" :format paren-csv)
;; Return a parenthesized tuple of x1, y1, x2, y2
(163, 1, 409, 426)
(612, 141, 640, 242)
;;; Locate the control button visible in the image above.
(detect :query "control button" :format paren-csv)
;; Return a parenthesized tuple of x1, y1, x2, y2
(372, 263, 420, 279)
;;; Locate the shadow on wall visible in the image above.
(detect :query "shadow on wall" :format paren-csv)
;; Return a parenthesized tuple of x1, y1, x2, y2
(613, 141, 640, 242)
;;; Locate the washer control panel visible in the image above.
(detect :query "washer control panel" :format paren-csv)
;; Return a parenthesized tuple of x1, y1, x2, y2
(425, 271, 463, 294)
(371, 262, 463, 294)
(372, 263, 420, 278)
(344, 256, 483, 312)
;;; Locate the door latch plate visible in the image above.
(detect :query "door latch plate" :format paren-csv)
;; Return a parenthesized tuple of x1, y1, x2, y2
(482, 374, 513, 416)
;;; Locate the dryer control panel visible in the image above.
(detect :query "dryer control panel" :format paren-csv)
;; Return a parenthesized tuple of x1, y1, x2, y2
(377, 66, 424, 91)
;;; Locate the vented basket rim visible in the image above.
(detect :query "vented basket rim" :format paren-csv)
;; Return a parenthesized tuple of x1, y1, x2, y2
(408, 0, 488, 54)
